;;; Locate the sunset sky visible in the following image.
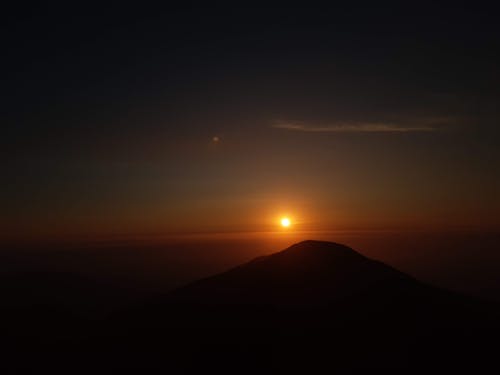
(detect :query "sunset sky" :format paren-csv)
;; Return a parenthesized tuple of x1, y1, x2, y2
(3, 4, 500, 241)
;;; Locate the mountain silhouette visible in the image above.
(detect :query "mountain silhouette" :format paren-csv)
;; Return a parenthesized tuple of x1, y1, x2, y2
(2, 241, 499, 374)
(166, 240, 416, 307)
(102, 240, 498, 373)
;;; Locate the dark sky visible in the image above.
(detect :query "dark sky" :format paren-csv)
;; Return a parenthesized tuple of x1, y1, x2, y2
(2, 3, 500, 240)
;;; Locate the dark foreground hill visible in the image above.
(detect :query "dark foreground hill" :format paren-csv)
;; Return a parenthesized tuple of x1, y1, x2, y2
(2, 240, 499, 373)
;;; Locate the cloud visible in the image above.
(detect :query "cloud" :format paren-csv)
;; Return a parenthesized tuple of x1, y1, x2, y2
(272, 120, 444, 133)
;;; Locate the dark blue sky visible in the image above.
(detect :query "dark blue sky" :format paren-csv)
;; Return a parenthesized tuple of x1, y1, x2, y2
(2, 3, 500, 239)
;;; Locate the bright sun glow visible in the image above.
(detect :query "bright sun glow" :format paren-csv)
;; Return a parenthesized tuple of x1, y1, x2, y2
(280, 217, 291, 227)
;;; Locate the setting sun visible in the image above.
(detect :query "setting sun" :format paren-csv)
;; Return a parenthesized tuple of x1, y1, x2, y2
(280, 217, 291, 228)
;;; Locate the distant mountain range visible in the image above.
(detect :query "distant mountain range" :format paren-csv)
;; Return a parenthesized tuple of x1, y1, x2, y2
(2, 240, 498, 373)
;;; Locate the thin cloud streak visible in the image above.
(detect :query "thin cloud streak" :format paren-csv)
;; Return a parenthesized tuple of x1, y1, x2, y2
(273, 121, 438, 133)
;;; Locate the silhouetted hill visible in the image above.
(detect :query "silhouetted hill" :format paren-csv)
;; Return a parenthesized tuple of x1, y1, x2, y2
(166, 240, 415, 307)
(2, 241, 499, 374)
(101, 241, 499, 373)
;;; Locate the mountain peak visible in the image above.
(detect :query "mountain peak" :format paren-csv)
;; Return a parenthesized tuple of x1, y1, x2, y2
(168, 240, 413, 307)
(287, 239, 355, 248)
(276, 240, 366, 259)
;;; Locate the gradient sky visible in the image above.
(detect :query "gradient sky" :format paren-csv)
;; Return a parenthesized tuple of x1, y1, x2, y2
(2, 4, 500, 240)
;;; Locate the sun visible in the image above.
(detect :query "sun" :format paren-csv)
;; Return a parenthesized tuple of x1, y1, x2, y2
(280, 217, 291, 228)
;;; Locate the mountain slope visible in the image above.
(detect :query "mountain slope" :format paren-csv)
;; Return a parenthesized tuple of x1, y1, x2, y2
(3, 240, 499, 373)
(101, 240, 498, 373)
(166, 240, 418, 307)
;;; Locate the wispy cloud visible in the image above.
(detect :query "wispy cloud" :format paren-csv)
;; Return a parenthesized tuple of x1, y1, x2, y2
(272, 120, 444, 133)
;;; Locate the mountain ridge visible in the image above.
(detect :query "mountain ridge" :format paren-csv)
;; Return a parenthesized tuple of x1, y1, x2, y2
(164, 240, 418, 307)
(3, 240, 499, 373)
(107, 240, 498, 372)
